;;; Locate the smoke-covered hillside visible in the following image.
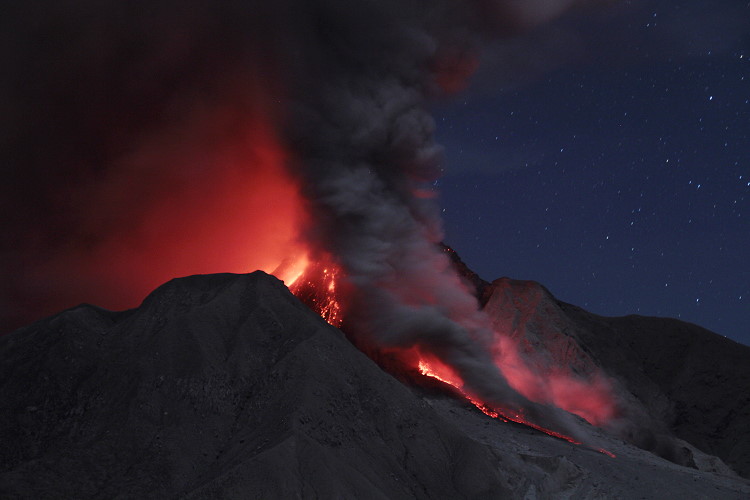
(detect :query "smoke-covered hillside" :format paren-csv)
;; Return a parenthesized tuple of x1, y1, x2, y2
(1, 271, 748, 498)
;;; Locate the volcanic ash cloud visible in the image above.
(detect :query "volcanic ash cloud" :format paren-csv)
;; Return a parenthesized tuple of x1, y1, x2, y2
(2, 0, 621, 443)
(275, 0, 619, 444)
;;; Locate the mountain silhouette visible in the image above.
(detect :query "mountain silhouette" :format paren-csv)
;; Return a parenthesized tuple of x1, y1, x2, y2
(1, 271, 749, 498)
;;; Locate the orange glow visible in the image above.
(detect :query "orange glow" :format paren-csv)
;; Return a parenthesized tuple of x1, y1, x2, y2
(490, 335, 616, 427)
(285, 256, 616, 458)
(417, 354, 579, 440)
(272, 253, 310, 287)
(416, 352, 615, 457)
(25, 86, 310, 316)
(417, 356, 463, 387)
(289, 256, 344, 328)
(76, 124, 307, 306)
(416, 339, 615, 428)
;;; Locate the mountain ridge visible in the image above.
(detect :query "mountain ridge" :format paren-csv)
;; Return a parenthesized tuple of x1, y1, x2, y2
(1, 270, 749, 498)
(1, 272, 513, 498)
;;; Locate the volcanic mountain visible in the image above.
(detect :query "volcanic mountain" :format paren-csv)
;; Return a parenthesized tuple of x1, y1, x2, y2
(1, 268, 749, 498)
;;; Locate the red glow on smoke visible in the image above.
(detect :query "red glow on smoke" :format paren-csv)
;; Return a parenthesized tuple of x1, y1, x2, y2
(22, 101, 309, 318)
(491, 335, 616, 427)
(416, 354, 580, 444)
(410, 321, 615, 429)
(417, 353, 615, 457)
(432, 48, 480, 94)
(288, 253, 616, 457)
(97, 134, 303, 301)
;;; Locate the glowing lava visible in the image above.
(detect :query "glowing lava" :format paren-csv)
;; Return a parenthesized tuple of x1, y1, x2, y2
(284, 255, 616, 458)
(287, 257, 344, 328)
(272, 253, 310, 287)
(417, 355, 464, 388)
(418, 355, 615, 456)
(417, 356, 576, 440)
(285, 258, 616, 458)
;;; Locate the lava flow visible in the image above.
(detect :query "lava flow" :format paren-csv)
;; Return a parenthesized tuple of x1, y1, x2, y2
(417, 354, 615, 457)
(287, 256, 344, 328)
(283, 257, 614, 458)
(417, 355, 579, 443)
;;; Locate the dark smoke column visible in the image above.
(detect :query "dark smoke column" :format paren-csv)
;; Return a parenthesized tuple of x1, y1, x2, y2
(279, 0, 554, 414)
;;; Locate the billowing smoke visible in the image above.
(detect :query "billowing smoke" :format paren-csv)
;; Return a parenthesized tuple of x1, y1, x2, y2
(284, 86, 541, 425)
(274, 0, 617, 441)
(3, 0, 657, 447)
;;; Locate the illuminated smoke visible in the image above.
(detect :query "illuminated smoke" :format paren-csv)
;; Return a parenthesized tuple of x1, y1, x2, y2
(4, 0, 623, 443)
(1, 1, 306, 328)
(281, 0, 705, 460)
(276, 0, 619, 443)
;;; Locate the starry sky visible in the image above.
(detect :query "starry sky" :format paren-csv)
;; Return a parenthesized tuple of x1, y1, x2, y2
(434, 0, 749, 346)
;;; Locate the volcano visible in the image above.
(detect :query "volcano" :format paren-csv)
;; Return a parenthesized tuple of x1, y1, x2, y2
(1, 266, 749, 498)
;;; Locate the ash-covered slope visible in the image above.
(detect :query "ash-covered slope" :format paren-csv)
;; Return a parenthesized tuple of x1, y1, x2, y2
(485, 276, 750, 479)
(0, 272, 511, 498)
(1, 271, 749, 499)
(563, 302, 750, 479)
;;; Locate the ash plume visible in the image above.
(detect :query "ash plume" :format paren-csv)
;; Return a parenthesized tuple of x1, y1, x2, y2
(276, 0, 616, 442)
(3, 0, 636, 445)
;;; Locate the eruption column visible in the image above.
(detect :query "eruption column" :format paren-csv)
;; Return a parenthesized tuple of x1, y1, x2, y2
(279, 0, 614, 443)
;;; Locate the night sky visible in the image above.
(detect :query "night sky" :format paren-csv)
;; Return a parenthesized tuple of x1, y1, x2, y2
(434, 0, 749, 346)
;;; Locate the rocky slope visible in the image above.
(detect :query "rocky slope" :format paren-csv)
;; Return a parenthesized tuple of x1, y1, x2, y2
(483, 276, 750, 479)
(1, 271, 749, 498)
(0, 273, 513, 498)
